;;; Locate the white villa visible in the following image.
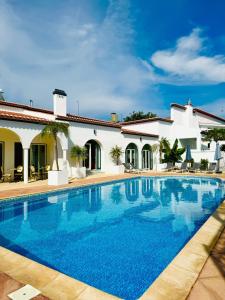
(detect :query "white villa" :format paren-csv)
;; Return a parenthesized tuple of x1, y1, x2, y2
(0, 89, 224, 184)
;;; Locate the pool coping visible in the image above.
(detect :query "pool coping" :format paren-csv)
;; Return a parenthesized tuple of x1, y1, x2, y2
(0, 174, 224, 300)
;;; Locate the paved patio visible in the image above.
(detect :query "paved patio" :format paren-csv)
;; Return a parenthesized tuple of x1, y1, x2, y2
(187, 226, 225, 300)
(0, 272, 49, 300)
(0, 171, 224, 299)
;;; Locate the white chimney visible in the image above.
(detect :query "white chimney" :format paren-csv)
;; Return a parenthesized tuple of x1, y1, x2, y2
(0, 89, 5, 101)
(185, 99, 194, 127)
(53, 89, 67, 116)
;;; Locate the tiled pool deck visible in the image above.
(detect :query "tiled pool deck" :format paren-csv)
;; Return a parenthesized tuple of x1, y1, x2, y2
(0, 172, 224, 300)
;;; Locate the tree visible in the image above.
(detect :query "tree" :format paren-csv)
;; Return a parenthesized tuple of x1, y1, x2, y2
(123, 111, 157, 122)
(159, 137, 170, 163)
(41, 122, 69, 171)
(110, 146, 123, 165)
(201, 128, 225, 142)
(221, 144, 225, 152)
(162, 139, 185, 166)
(71, 145, 87, 167)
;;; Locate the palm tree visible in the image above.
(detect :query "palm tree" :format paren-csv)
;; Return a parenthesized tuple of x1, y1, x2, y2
(110, 146, 123, 165)
(41, 122, 69, 171)
(71, 145, 87, 167)
(201, 128, 225, 142)
(159, 137, 169, 163)
(162, 139, 185, 166)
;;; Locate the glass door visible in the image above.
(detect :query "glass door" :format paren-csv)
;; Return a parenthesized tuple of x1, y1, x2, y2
(85, 143, 91, 169)
(31, 144, 46, 173)
(126, 149, 137, 168)
(142, 150, 150, 169)
(95, 144, 101, 170)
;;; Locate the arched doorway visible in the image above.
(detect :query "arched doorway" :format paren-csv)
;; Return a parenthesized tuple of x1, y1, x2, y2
(142, 144, 152, 169)
(0, 128, 22, 180)
(29, 133, 53, 178)
(85, 140, 101, 170)
(125, 143, 138, 168)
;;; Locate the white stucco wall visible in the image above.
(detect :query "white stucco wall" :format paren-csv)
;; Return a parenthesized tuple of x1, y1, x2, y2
(67, 122, 157, 174)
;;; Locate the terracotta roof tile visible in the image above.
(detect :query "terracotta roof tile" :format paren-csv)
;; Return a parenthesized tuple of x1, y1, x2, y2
(120, 117, 173, 125)
(57, 114, 121, 128)
(121, 128, 159, 138)
(193, 108, 225, 123)
(171, 103, 187, 110)
(0, 100, 53, 114)
(0, 110, 50, 124)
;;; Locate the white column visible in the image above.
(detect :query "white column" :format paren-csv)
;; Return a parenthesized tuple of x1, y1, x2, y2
(196, 136, 201, 151)
(23, 148, 29, 184)
(62, 149, 68, 170)
(63, 149, 67, 162)
(138, 149, 142, 169)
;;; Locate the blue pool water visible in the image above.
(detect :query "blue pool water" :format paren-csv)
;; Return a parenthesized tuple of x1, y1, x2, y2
(0, 176, 224, 299)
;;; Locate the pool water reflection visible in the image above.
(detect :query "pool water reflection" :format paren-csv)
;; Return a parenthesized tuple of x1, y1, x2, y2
(0, 177, 224, 299)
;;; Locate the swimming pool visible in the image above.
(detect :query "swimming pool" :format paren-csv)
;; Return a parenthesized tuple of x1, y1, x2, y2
(0, 176, 224, 299)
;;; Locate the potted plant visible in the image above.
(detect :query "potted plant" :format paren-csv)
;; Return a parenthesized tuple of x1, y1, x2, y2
(41, 122, 69, 185)
(110, 145, 124, 174)
(70, 145, 87, 178)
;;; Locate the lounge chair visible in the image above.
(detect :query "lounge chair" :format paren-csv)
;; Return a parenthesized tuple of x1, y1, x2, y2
(188, 163, 200, 173)
(206, 163, 217, 174)
(123, 163, 141, 174)
(176, 162, 188, 173)
(164, 162, 174, 172)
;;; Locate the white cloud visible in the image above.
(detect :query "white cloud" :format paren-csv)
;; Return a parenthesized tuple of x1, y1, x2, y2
(0, 0, 155, 117)
(198, 98, 225, 117)
(151, 28, 225, 84)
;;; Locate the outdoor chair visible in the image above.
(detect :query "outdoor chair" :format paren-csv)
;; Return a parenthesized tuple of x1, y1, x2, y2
(176, 162, 188, 173)
(206, 163, 217, 174)
(188, 163, 200, 173)
(164, 162, 175, 172)
(30, 165, 39, 181)
(1, 166, 12, 182)
(14, 165, 23, 181)
(123, 163, 141, 174)
(42, 164, 51, 179)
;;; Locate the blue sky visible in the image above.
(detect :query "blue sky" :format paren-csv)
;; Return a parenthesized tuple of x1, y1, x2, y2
(0, 0, 225, 119)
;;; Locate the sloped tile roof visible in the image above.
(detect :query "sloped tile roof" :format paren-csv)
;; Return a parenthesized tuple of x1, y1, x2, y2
(0, 100, 53, 114)
(0, 110, 50, 124)
(57, 114, 121, 128)
(121, 128, 159, 138)
(193, 108, 225, 123)
(120, 117, 173, 125)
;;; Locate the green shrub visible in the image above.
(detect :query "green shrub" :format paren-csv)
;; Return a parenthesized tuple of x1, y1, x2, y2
(200, 159, 208, 170)
(71, 145, 87, 167)
(110, 146, 123, 165)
